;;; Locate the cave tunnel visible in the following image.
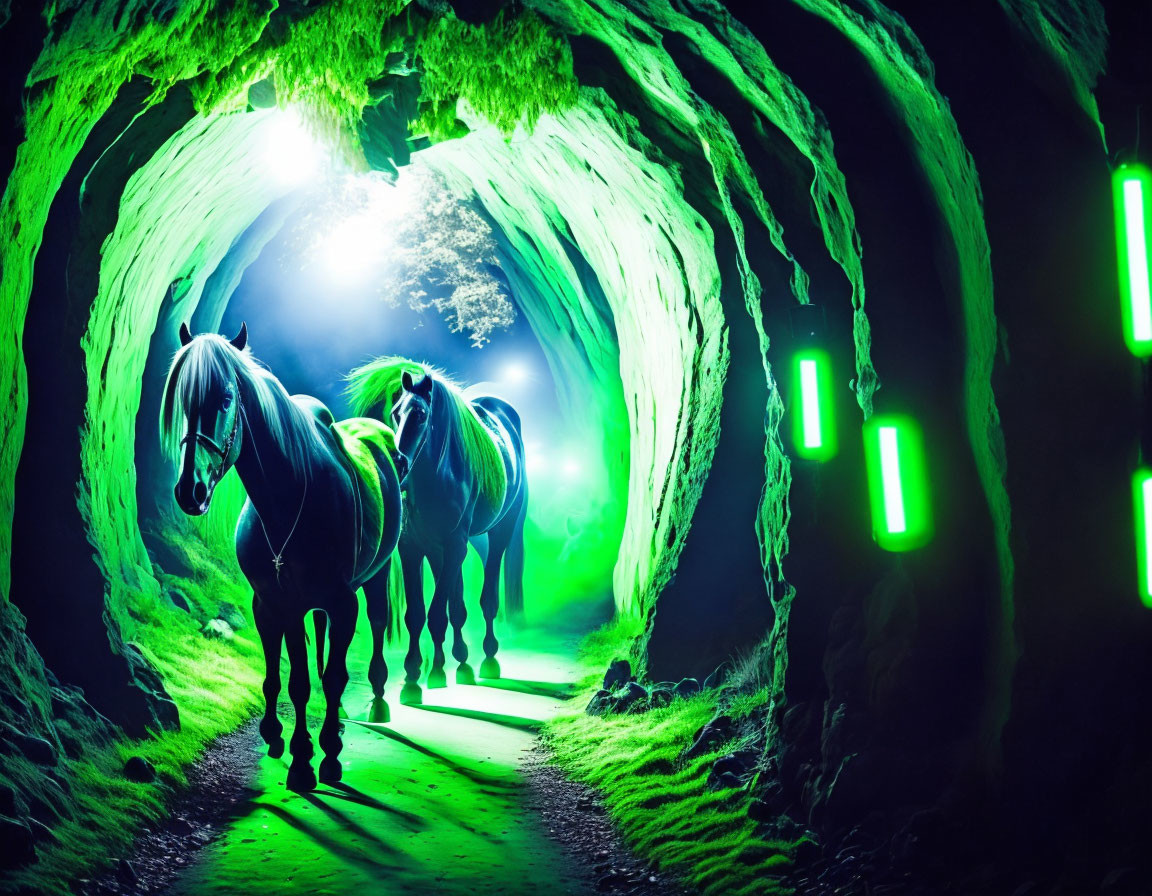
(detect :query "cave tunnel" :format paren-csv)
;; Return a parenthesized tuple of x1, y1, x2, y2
(1, 1, 1151, 893)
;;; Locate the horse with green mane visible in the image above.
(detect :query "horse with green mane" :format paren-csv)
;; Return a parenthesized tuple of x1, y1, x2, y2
(161, 324, 403, 792)
(346, 356, 528, 704)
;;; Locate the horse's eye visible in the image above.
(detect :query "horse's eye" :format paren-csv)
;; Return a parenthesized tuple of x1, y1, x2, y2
(221, 391, 233, 410)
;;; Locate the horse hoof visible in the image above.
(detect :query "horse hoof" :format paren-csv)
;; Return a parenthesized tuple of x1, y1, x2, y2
(318, 758, 342, 786)
(479, 657, 501, 680)
(427, 667, 447, 690)
(456, 663, 476, 686)
(267, 738, 285, 759)
(368, 698, 390, 723)
(286, 763, 316, 793)
(400, 682, 423, 705)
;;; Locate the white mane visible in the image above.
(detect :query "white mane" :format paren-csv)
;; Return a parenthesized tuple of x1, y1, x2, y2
(159, 334, 329, 477)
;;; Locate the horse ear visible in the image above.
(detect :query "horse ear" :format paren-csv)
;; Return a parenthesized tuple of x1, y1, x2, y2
(401, 371, 414, 391)
(230, 322, 248, 351)
(414, 373, 433, 398)
(179, 322, 192, 346)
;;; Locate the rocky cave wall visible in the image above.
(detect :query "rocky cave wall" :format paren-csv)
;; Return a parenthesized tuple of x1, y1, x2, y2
(1, 0, 1151, 880)
(425, 95, 728, 623)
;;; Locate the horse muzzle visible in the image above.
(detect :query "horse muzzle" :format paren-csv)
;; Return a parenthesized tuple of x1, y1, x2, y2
(174, 477, 212, 516)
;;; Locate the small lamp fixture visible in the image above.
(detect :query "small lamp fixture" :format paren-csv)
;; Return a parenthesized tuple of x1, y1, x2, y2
(789, 304, 837, 461)
(792, 349, 837, 461)
(862, 414, 933, 551)
(1133, 469, 1152, 608)
(1113, 163, 1152, 357)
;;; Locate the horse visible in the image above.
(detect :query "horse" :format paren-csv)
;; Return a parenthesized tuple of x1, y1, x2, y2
(161, 323, 403, 792)
(346, 357, 528, 705)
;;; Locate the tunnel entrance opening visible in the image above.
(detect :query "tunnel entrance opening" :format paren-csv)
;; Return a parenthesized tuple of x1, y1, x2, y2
(133, 149, 624, 645)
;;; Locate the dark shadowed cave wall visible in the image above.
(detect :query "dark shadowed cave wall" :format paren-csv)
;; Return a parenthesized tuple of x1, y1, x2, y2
(1, 0, 1151, 886)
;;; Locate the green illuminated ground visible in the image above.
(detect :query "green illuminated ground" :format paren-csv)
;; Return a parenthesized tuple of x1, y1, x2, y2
(169, 615, 594, 895)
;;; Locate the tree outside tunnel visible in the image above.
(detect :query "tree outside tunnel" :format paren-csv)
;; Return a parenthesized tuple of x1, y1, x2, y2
(1, 0, 1151, 893)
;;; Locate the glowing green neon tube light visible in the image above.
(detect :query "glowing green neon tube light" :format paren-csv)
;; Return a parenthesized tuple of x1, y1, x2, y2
(801, 361, 821, 446)
(1133, 469, 1152, 608)
(863, 415, 932, 551)
(1113, 164, 1152, 356)
(878, 426, 906, 532)
(791, 349, 837, 461)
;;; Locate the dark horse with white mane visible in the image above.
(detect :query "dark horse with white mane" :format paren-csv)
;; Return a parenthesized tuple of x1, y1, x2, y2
(162, 324, 403, 792)
(347, 357, 527, 704)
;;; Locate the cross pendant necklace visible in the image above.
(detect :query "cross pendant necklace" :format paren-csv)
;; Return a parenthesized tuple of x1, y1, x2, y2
(256, 477, 308, 586)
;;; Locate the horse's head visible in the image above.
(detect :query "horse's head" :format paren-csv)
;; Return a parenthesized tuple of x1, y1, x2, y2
(167, 322, 248, 515)
(392, 370, 434, 482)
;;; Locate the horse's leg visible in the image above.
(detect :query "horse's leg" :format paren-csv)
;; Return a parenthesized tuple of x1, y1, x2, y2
(426, 543, 463, 689)
(318, 592, 356, 785)
(503, 483, 528, 621)
(284, 617, 316, 793)
(426, 544, 453, 690)
(363, 565, 391, 722)
(313, 610, 328, 679)
(313, 609, 348, 719)
(479, 517, 516, 680)
(400, 545, 426, 706)
(442, 534, 473, 686)
(253, 595, 285, 758)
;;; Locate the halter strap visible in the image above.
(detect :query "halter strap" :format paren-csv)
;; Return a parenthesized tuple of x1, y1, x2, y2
(180, 430, 228, 458)
(417, 391, 450, 474)
(392, 389, 444, 474)
(180, 396, 241, 480)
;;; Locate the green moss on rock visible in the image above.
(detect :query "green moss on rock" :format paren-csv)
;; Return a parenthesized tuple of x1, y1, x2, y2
(547, 623, 796, 896)
(416, 8, 579, 139)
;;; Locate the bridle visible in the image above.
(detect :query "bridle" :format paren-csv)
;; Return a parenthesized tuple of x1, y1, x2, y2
(180, 393, 241, 484)
(394, 390, 443, 476)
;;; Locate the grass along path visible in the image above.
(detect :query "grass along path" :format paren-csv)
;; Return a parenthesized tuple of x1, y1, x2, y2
(168, 612, 596, 896)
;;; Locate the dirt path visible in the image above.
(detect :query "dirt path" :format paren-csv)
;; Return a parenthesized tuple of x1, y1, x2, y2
(159, 622, 599, 895)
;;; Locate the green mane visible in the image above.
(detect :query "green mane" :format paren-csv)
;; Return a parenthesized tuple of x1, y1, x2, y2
(345, 356, 507, 508)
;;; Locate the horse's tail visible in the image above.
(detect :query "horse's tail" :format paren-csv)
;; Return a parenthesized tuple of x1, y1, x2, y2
(384, 550, 405, 644)
(504, 481, 528, 619)
(313, 610, 327, 677)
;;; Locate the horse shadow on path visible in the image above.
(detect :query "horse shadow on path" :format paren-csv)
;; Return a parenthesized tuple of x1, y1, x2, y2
(312, 783, 427, 830)
(408, 703, 542, 733)
(472, 678, 581, 700)
(343, 719, 521, 789)
(250, 801, 407, 877)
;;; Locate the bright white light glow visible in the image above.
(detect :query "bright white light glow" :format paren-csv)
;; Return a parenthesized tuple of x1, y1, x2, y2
(878, 426, 906, 534)
(321, 215, 380, 284)
(265, 109, 320, 188)
(799, 359, 822, 449)
(1124, 178, 1152, 342)
(562, 457, 582, 478)
(310, 171, 423, 285)
(502, 361, 531, 384)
